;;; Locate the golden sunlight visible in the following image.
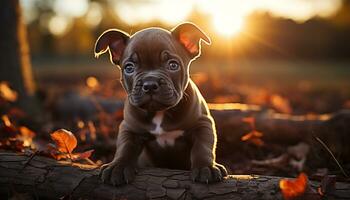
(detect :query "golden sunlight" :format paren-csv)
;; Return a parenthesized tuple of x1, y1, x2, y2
(21, 0, 343, 38)
(108, 0, 341, 37)
(213, 15, 245, 36)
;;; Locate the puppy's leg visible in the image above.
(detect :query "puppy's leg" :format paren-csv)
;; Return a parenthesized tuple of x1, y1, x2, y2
(100, 122, 144, 186)
(137, 149, 155, 168)
(190, 117, 228, 183)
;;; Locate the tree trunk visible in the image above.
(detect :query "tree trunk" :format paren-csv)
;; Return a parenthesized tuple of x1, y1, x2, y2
(0, 0, 37, 113)
(0, 152, 349, 200)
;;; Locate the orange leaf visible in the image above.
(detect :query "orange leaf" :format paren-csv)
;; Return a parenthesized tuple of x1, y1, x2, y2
(18, 126, 36, 147)
(1, 115, 12, 127)
(72, 149, 94, 161)
(19, 126, 35, 138)
(241, 130, 265, 147)
(43, 143, 66, 160)
(271, 94, 292, 114)
(250, 137, 265, 146)
(0, 82, 18, 102)
(280, 173, 308, 200)
(50, 129, 77, 154)
(242, 117, 255, 124)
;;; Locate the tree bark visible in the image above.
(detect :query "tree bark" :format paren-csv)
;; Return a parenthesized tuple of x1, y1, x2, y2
(0, 0, 38, 113)
(0, 152, 349, 200)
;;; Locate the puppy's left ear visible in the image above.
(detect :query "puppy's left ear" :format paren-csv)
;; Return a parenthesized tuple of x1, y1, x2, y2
(171, 22, 211, 59)
(94, 29, 130, 65)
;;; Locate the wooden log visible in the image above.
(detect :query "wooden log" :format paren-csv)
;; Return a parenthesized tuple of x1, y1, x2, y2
(210, 105, 350, 163)
(54, 94, 350, 161)
(0, 152, 349, 200)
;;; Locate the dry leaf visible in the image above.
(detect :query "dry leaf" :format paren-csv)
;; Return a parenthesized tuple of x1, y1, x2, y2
(48, 129, 95, 163)
(271, 94, 292, 114)
(280, 173, 308, 200)
(242, 117, 255, 125)
(50, 129, 77, 154)
(241, 130, 264, 146)
(1, 115, 12, 127)
(72, 149, 94, 161)
(18, 126, 36, 147)
(0, 82, 18, 102)
(40, 143, 64, 160)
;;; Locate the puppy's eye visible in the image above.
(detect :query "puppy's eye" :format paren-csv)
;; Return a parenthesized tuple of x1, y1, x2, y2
(168, 61, 179, 71)
(124, 63, 135, 74)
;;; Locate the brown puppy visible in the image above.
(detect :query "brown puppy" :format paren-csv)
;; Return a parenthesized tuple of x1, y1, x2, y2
(95, 22, 227, 185)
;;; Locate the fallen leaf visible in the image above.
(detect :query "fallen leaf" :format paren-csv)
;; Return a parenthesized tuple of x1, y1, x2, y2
(18, 126, 36, 147)
(241, 130, 264, 146)
(1, 115, 12, 127)
(50, 129, 77, 154)
(0, 82, 18, 102)
(1, 115, 17, 136)
(271, 94, 292, 114)
(39, 143, 64, 160)
(280, 173, 308, 200)
(242, 117, 255, 125)
(0, 138, 25, 152)
(72, 149, 94, 161)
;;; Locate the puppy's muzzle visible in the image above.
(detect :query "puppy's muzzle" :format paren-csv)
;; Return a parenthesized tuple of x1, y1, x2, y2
(130, 73, 179, 111)
(142, 79, 160, 94)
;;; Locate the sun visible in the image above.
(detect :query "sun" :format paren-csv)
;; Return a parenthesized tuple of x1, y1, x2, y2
(213, 16, 245, 37)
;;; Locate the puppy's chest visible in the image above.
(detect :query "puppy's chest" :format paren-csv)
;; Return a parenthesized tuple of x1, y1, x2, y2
(149, 111, 184, 147)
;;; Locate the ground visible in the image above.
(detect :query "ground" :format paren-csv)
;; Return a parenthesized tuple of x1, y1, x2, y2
(1, 59, 350, 184)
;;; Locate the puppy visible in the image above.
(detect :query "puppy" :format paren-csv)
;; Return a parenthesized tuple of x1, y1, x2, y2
(95, 22, 227, 185)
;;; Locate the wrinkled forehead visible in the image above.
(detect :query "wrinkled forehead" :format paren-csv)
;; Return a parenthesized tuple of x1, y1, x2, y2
(121, 29, 183, 64)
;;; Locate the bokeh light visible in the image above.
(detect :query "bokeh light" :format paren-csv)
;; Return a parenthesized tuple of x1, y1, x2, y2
(48, 15, 72, 36)
(21, 0, 343, 37)
(84, 2, 103, 28)
(53, 0, 89, 18)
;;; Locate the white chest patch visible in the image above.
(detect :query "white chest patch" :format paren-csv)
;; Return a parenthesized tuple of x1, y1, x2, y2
(150, 111, 184, 147)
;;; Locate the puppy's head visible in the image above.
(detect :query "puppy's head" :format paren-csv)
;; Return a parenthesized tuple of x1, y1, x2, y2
(95, 22, 210, 111)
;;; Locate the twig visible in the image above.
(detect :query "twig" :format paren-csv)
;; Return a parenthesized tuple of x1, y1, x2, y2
(314, 136, 348, 177)
(84, 158, 97, 166)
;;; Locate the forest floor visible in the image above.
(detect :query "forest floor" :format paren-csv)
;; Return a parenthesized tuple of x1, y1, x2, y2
(1, 59, 349, 196)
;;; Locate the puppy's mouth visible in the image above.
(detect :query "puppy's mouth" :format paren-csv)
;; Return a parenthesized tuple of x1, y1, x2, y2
(129, 88, 179, 111)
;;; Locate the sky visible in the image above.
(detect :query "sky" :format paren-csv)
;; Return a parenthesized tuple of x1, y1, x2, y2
(21, 0, 343, 36)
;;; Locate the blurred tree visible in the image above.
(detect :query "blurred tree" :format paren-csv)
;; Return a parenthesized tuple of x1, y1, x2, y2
(0, 0, 38, 114)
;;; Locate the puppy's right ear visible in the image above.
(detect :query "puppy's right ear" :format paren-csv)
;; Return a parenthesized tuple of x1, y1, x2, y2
(94, 29, 130, 65)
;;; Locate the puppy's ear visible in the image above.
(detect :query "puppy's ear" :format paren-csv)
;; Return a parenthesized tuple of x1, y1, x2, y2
(94, 29, 130, 65)
(171, 22, 211, 59)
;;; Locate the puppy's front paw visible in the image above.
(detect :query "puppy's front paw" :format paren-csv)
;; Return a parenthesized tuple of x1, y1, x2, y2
(191, 163, 228, 183)
(99, 162, 137, 186)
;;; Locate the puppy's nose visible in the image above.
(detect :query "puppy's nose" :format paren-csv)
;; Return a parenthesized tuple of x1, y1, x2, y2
(142, 80, 159, 93)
